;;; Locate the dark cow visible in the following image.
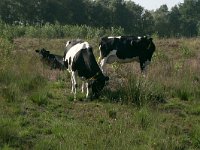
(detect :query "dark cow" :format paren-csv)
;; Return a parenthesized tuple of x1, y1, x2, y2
(98, 36, 156, 73)
(63, 39, 109, 100)
(35, 48, 65, 70)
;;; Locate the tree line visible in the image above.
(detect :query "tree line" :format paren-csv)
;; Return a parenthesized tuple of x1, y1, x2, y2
(0, 0, 200, 37)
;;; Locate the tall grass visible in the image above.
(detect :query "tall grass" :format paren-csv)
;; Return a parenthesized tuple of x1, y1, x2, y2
(102, 74, 166, 107)
(0, 21, 125, 40)
(0, 38, 48, 104)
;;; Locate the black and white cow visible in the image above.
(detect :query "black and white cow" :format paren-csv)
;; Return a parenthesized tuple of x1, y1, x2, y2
(98, 36, 156, 73)
(35, 48, 65, 70)
(63, 39, 109, 100)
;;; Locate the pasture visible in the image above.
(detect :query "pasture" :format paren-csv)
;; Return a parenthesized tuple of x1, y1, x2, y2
(0, 36, 200, 149)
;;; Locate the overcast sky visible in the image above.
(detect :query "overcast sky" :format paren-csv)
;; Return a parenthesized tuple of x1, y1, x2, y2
(132, 0, 184, 10)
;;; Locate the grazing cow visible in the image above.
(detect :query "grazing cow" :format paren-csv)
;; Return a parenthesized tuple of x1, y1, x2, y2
(98, 36, 156, 73)
(63, 39, 109, 100)
(35, 48, 65, 70)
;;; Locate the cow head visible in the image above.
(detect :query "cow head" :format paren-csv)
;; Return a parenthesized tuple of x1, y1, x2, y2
(89, 75, 109, 99)
(35, 48, 50, 59)
(140, 36, 155, 50)
(136, 36, 155, 56)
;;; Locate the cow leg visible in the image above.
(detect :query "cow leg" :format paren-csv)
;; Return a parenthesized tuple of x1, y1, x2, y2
(85, 82, 92, 99)
(140, 59, 150, 76)
(71, 71, 77, 100)
(100, 58, 107, 74)
(81, 81, 85, 93)
(98, 51, 102, 64)
(140, 60, 146, 73)
(86, 82, 89, 98)
(70, 74, 74, 93)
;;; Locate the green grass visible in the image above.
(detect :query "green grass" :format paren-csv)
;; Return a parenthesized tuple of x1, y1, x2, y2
(0, 34, 200, 149)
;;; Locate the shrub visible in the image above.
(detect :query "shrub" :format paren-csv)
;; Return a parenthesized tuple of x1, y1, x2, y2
(135, 107, 153, 130)
(179, 42, 194, 58)
(102, 74, 166, 107)
(26, 75, 47, 91)
(0, 118, 21, 148)
(0, 38, 13, 58)
(176, 89, 190, 101)
(190, 125, 200, 148)
(2, 83, 21, 103)
(31, 91, 48, 106)
(123, 75, 166, 107)
(1, 21, 126, 39)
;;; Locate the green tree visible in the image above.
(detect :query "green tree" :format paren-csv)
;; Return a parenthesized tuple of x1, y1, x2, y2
(0, 0, 19, 23)
(124, 1, 143, 35)
(153, 5, 170, 37)
(179, 0, 199, 37)
(86, 0, 111, 27)
(168, 6, 182, 37)
(141, 10, 155, 35)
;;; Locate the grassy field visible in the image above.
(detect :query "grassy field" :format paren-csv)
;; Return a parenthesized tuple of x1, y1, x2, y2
(0, 36, 200, 150)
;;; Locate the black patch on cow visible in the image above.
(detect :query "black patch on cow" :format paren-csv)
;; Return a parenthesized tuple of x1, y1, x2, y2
(68, 57, 71, 66)
(64, 60, 68, 69)
(72, 47, 102, 79)
(99, 36, 156, 71)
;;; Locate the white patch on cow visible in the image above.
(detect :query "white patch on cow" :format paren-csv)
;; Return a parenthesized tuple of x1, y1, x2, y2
(70, 71, 77, 100)
(86, 82, 92, 99)
(100, 50, 139, 73)
(64, 42, 89, 62)
(116, 36, 121, 39)
(108, 36, 121, 39)
(81, 81, 85, 93)
(137, 36, 141, 39)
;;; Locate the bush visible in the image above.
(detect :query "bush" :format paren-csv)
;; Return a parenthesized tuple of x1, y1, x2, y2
(135, 107, 153, 130)
(102, 74, 166, 107)
(2, 83, 21, 103)
(1, 20, 126, 39)
(123, 75, 166, 107)
(31, 91, 49, 106)
(0, 118, 21, 148)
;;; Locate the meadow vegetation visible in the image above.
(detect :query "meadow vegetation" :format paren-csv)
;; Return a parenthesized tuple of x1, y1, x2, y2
(0, 24, 200, 149)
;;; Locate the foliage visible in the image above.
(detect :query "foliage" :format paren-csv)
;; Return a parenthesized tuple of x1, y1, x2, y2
(0, 21, 125, 39)
(1, 0, 200, 37)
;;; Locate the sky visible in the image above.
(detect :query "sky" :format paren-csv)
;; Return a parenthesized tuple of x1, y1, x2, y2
(132, 0, 184, 10)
